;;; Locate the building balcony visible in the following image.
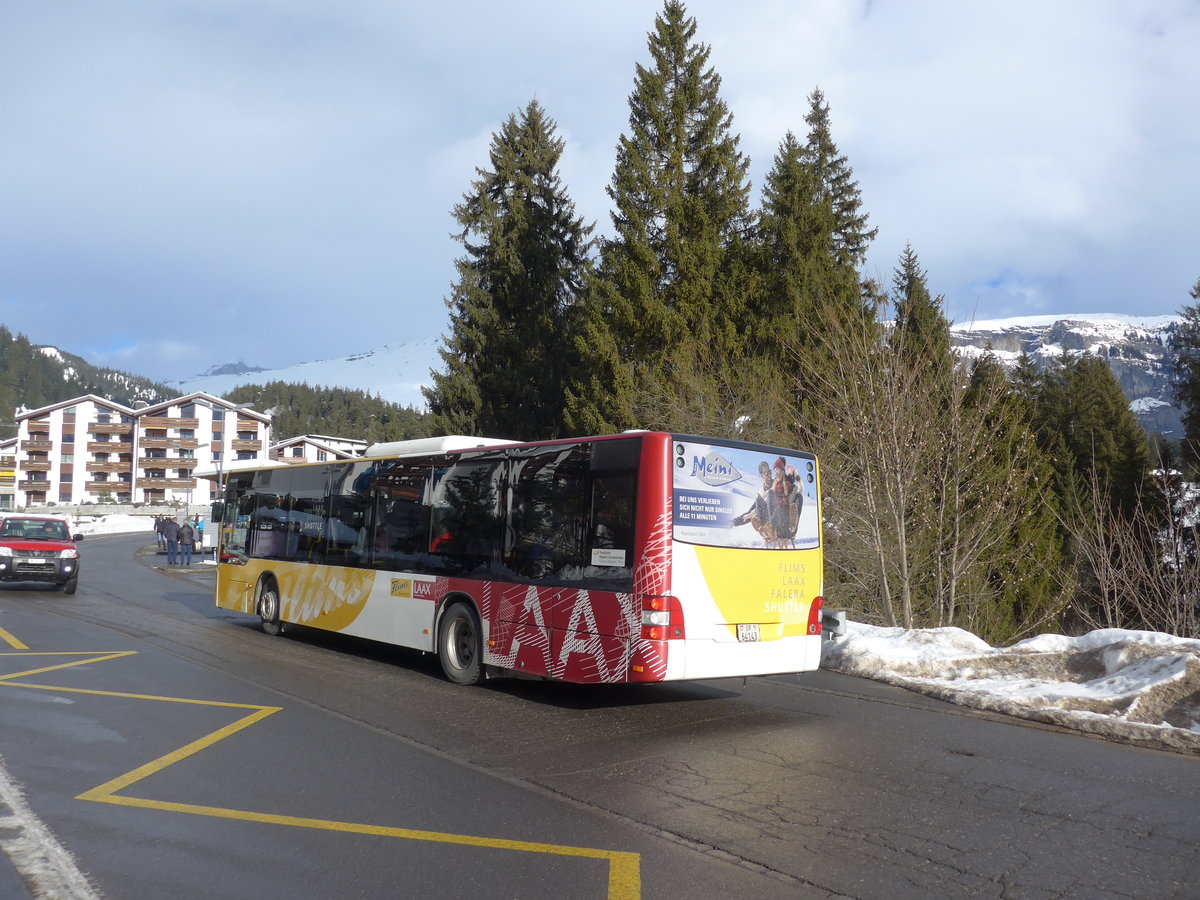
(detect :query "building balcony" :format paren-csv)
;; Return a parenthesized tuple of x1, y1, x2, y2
(18, 480, 51, 491)
(139, 437, 199, 450)
(87, 461, 132, 474)
(136, 477, 196, 490)
(87, 441, 133, 454)
(20, 460, 52, 471)
(231, 440, 262, 451)
(85, 481, 132, 493)
(139, 457, 198, 469)
(140, 416, 200, 429)
(88, 422, 133, 435)
(0, 475, 14, 486)
(21, 440, 52, 452)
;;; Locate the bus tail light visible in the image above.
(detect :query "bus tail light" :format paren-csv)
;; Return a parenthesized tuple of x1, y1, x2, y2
(807, 595, 824, 635)
(641, 595, 685, 641)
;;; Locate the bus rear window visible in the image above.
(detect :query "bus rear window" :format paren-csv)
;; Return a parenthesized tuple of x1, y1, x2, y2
(671, 439, 818, 550)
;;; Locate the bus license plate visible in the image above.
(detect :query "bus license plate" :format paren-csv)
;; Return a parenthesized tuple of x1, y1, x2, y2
(737, 623, 760, 643)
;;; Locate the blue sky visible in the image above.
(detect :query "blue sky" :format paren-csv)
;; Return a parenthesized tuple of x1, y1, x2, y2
(1, 1, 1196, 382)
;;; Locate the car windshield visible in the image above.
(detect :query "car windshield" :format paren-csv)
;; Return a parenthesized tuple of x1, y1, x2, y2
(1, 519, 69, 540)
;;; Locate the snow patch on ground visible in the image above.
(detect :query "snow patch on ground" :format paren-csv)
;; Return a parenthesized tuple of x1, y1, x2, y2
(822, 623, 1200, 753)
(0, 756, 101, 899)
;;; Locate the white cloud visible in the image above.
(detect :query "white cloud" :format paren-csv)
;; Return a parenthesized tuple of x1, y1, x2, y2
(0, 1, 1196, 380)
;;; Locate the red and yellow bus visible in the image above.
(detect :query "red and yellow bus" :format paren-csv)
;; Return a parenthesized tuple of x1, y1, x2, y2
(214, 432, 823, 684)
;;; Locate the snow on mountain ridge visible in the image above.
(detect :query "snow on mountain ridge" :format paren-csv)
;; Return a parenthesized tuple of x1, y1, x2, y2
(950, 313, 1182, 435)
(170, 337, 442, 409)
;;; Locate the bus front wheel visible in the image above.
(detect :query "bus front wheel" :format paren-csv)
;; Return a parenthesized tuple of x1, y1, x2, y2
(438, 602, 483, 685)
(258, 584, 283, 636)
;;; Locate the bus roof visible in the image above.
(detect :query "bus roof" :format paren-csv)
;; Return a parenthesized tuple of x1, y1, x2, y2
(364, 435, 516, 459)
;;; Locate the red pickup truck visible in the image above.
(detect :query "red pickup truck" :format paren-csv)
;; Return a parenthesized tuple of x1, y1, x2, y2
(0, 516, 82, 594)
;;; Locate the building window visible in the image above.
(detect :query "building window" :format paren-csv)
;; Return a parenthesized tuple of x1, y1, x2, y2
(317, 450, 327, 461)
(292, 447, 303, 457)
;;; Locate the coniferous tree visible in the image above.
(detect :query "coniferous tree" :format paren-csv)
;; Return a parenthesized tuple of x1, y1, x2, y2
(426, 100, 593, 440)
(753, 131, 862, 362)
(1064, 355, 1151, 516)
(1170, 275, 1200, 470)
(800, 88, 878, 270)
(566, 0, 751, 432)
(890, 243, 952, 367)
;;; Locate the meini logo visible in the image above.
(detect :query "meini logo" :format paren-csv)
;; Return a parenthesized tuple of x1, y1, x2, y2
(691, 452, 741, 486)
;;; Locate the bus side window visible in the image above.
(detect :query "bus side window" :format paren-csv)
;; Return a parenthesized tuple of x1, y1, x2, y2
(369, 462, 431, 570)
(428, 460, 503, 573)
(587, 472, 635, 590)
(506, 447, 587, 581)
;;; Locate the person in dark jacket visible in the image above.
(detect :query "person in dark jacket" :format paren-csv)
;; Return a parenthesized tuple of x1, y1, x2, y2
(161, 517, 181, 565)
(178, 520, 196, 567)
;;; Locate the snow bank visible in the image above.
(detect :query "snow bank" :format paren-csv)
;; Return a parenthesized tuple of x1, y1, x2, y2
(70, 514, 155, 536)
(822, 622, 1200, 754)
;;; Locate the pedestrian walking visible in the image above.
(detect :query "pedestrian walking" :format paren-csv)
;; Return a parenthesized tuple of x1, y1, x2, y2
(161, 517, 180, 565)
(179, 519, 195, 567)
(155, 515, 167, 550)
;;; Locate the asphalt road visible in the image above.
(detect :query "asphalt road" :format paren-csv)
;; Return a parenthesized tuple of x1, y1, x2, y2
(1, 533, 1197, 899)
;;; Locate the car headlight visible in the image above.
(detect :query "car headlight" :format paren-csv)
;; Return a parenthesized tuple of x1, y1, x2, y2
(59, 548, 79, 559)
(0, 547, 11, 557)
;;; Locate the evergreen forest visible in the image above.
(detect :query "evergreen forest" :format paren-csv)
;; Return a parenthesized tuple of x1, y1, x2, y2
(0, 325, 173, 425)
(423, 1, 1200, 643)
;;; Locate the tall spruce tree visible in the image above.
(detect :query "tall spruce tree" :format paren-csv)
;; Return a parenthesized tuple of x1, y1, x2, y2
(753, 131, 861, 360)
(889, 243, 952, 374)
(565, 0, 751, 432)
(425, 100, 593, 440)
(1170, 275, 1200, 470)
(1063, 355, 1151, 516)
(800, 88, 878, 270)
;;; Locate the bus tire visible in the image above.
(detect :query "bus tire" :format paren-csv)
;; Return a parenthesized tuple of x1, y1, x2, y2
(258, 581, 283, 636)
(438, 602, 483, 685)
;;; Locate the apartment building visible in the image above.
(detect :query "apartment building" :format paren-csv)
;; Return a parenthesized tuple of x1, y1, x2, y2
(269, 434, 368, 465)
(11, 392, 272, 508)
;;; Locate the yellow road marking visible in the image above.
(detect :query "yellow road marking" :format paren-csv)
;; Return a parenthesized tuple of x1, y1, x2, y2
(0, 625, 28, 649)
(0, 639, 641, 899)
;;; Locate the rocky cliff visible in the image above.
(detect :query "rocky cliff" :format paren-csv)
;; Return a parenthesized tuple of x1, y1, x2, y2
(950, 314, 1182, 436)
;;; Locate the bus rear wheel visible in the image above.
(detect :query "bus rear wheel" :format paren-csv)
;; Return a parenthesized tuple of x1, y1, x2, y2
(258, 584, 283, 636)
(438, 602, 483, 685)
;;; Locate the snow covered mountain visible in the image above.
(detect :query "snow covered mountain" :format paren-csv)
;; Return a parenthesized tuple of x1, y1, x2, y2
(951, 313, 1182, 436)
(156, 314, 1185, 433)
(167, 337, 443, 409)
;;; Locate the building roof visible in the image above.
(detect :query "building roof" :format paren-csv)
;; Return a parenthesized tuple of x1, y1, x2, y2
(16, 394, 138, 420)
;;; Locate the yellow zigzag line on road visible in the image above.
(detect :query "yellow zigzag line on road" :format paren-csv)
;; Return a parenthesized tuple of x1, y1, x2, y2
(0, 649, 640, 899)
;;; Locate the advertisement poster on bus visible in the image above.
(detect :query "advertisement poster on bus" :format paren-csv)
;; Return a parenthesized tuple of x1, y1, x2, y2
(672, 440, 819, 550)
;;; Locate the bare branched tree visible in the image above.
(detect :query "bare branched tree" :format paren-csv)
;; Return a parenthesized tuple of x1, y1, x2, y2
(793, 303, 1068, 640)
